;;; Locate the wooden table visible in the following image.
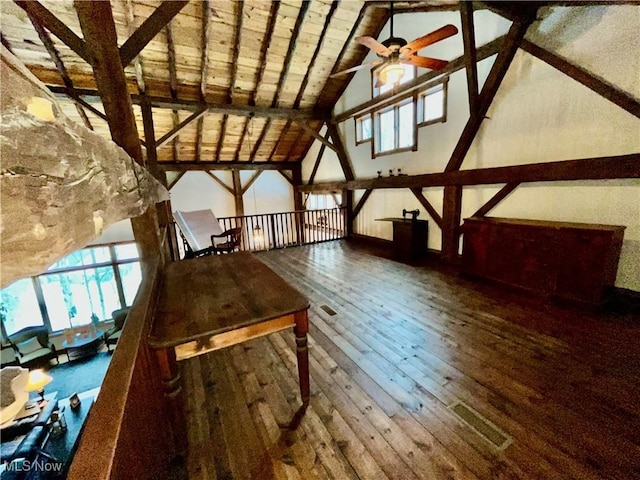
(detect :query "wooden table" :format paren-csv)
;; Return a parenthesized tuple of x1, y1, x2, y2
(148, 252, 310, 452)
(62, 330, 105, 362)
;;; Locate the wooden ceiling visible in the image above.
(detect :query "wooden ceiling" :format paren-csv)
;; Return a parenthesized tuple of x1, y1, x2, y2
(1, 0, 465, 168)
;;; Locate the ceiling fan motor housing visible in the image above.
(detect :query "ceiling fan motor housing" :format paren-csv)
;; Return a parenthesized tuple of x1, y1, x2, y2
(380, 36, 408, 54)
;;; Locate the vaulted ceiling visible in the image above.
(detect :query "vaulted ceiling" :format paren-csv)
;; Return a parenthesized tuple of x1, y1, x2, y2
(1, 0, 425, 167)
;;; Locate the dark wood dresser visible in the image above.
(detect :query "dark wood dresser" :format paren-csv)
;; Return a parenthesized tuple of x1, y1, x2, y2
(461, 217, 625, 306)
(376, 218, 429, 261)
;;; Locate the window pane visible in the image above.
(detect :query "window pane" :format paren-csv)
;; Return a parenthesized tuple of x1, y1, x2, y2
(378, 110, 395, 152)
(1, 279, 44, 336)
(119, 262, 142, 306)
(48, 247, 111, 271)
(423, 87, 444, 122)
(41, 267, 120, 331)
(114, 243, 139, 261)
(398, 102, 415, 149)
(361, 117, 372, 140)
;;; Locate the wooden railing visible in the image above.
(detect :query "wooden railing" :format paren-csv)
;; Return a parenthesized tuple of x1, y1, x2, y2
(218, 207, 346, 253)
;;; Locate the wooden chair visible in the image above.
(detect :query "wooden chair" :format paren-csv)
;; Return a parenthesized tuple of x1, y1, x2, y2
(210, 227, 242, 254)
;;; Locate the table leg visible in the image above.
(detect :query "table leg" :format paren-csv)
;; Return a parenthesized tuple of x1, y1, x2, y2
(155, 347, 188, 457)
(294, 310, 310, 407)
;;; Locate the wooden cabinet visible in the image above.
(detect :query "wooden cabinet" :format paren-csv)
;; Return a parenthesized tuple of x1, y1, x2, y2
(376, 218, 429, 261)
(461, 217, 625, 306)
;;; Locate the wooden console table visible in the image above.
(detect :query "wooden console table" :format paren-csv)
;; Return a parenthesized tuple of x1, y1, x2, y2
(376, 218, 429, 261)
(148, 252, 310, 453)
(461, 217, 625, 306)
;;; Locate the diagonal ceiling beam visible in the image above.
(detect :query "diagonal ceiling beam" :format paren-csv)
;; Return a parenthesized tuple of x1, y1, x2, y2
(241, 171, 262, 195)
(445, 12, 537, 172)
(157, 108, 208, 149)
(460, 2, 479, 116)
(74, 1, 142, 163)
(308, 130, 331, 185)
(15, 1, 93, 63)
(472, 182, 520, 217)
(521, 39, 640, 119)
(121, 0, 146, 94)
(168, 171, 185, 190)
(327, 123, 354, 181)
(26, 11, 93, 130)
(205, 171, 234, 195)
(119, 0, 188, 67)
(165, 20, 180, 161)
(352, 189, 372, 219)
(295, 121, 338, 153)
(410, 188, 443, 228)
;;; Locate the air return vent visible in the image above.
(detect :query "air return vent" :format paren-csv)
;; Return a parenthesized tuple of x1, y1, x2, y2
(320, 305, 337, 316)
(449, 401, 512, 450)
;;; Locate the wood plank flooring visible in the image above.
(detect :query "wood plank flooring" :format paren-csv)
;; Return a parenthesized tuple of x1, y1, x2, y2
(181, 241, 640, 480)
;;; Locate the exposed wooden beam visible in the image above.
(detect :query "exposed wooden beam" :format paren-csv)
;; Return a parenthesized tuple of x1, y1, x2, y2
(168, 171, 185, 190)
(232, 170, 244, 217)
(326, 124, 355, 181)
(251, 0, 280, 110)
(141, 96, 161, 183)
(308, 130, 331, 185)
(521, 39, 640, 119)
(442, 186, 463, 262)
(157, 108, 208, 149)
(122, 0, 146, 93)
(298, 153, 640, 192)
(47, 86, 331, 120)
(196, 0, 212, 163)
(1, 33, 14, 54)
(242, 171, 262, 195)
(119, 0, 188, 67)
(333, 35, 505, 123)
(460, 2, 479, 116)
(473, 182, 520, 217)
(66, 92, 107, 123)
(205, 171, 234, 195)
(27, 12, 93, 130)
(74, 1, 142, 163)
(165, 21, 180, 161)
(15, 1, 93, 64)
(295, 121, 338, 153)
(279, 170, 294, 186)
(410, 188, 443, 228)
(159, 162, 298, 172)
(268, 120, 292, 161)
(445, 14, 536, 172)
(352, 189, 372, 219)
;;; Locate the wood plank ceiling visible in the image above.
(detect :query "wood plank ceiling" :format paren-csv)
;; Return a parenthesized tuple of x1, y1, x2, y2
(0, 0, 437, 167)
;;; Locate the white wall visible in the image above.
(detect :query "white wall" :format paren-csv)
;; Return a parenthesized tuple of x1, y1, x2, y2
(301, 5, 640, 290)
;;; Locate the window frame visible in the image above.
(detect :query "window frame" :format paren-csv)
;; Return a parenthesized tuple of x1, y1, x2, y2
(417, 77, 449, 127)
(354, 113, 372, 145)
(372, 94, 418, 158)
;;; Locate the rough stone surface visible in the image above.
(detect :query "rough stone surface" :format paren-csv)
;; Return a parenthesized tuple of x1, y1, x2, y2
(0, 46, 169, 287)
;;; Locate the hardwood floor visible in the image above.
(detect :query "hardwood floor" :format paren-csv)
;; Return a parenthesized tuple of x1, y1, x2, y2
(181, 241, 640, 480)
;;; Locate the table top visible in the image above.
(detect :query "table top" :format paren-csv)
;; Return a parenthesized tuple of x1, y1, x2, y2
(62, 331, 104, 349)
(375, 217, 428, 224)
(149, 252, 309, 349)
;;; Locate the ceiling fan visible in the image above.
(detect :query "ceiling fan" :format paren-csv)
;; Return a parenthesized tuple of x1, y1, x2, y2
(330, 2, 458, 87)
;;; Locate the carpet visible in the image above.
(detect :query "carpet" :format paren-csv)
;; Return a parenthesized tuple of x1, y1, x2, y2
(43, 351, 112, 400)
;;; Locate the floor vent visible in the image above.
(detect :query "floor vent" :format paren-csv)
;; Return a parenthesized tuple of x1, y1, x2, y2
(320, 305, 337, 316)
(449, 401, 512, 450)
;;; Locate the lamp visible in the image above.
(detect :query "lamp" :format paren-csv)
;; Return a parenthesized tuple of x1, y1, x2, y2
(253, 224, 264, 249)
(26, 369, 53, 404)
(378, 62, 405, 87)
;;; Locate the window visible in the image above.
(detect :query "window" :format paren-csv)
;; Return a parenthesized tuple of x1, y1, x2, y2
(418, 79, 448, 126)
(0, 242, 141, 336)
(0, 279, 44, 336)
(372, 64, 415, 97)
(306, 193, 342, 210)
(355, 113, 372, 144)
(374, 97, 416, 156)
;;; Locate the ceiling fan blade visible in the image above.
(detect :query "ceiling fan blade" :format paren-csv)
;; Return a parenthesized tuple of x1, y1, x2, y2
(329, 60, 382, 78)
(400, 24, 458, 56)
(356, 36, 392, 57)
(402, 56, 449, 70)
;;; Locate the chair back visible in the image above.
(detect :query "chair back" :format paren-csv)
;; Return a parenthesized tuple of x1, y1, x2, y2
(8, 326, 49, 349)
(111, 307, 131, 331)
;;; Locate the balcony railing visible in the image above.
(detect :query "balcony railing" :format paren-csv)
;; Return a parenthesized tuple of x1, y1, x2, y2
(175, 208, 346, 258)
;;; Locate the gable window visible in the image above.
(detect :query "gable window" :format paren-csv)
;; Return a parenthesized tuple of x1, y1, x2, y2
(355, 113, 372, 144)
(418, 78, 448, 126)
(373, 97, 416, 156)
(372, 64, 415, 97)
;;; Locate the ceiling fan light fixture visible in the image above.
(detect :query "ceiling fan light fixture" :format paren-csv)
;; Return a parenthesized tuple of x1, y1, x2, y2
(378, 63, 404, 86)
